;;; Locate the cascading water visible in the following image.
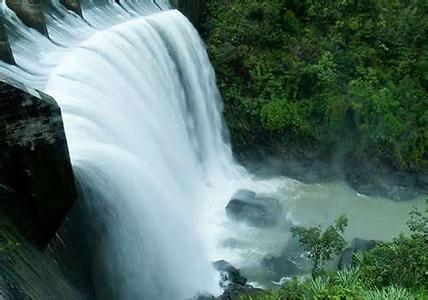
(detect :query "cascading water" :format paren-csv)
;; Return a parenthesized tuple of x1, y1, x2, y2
(0, 2, 249, 298)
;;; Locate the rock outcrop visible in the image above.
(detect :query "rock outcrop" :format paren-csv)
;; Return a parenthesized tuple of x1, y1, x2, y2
(60, 0, 82, 16)
(0, 20, 14, 65)
(0, 78, 76, 248)
(5, 0, 48, 36)
(213, 260, 264, 300)
(344, 159, 417, 201)
(0, 219, 78, 299)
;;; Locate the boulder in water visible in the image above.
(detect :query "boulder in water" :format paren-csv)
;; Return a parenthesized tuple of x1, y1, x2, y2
(212, 260, 264, 300)
(213, 260, 247, 287)
(225, 189, 282, 226)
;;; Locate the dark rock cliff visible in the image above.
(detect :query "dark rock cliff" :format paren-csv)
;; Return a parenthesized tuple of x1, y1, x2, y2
(0, 78, 76, 248)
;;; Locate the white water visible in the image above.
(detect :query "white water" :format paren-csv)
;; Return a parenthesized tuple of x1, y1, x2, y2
(46, 13, 241, 299)
(0, 2, 250, 298)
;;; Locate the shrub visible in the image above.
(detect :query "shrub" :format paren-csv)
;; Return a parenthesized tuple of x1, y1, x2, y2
(333, 266, 362, 289)
(361, 285, 414, 300)
(356, 206, 427, 290)
(302, 276, 330, 298)
(291, 215, 348, 276)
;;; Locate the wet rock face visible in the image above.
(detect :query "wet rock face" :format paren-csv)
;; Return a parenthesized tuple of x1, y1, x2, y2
(60, 0, 82, 16)
(0, 78, 76, 248)
(212, 260, 264, 300)
(226, 189, 282, 227)
(5, 0, 48, 36)
(344, 159, 417, 201)
(0, 21, 14, 65)
(213, 260, 247, 288)
(0, 220, 79, 299)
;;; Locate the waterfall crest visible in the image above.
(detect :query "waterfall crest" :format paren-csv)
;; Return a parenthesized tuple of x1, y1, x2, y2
(0, 3, 246, 299)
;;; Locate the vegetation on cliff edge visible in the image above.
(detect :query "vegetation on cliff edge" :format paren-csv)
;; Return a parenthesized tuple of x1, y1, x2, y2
(204, 0, 427, 173)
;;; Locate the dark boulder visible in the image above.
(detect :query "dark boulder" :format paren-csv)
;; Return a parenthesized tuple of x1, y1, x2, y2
(213, 260, 247, 287)
(338, 238, 381, 268)
(5, 0, 48, 36)
(225, 190, 282, 227)
(213, 260, 264, 300)
(0, 78, 76, 248)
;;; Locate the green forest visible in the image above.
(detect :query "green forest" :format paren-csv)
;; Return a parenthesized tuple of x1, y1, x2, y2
(204, 0, 427, 175)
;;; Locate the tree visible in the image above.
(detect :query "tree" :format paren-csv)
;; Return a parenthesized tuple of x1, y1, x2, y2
(406, 204, 428, 236)
(291, 215, 348, 276)
(356, 205, 427, 289)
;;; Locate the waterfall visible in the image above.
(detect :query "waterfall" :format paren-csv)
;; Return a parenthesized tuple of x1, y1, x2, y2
(0, 2, 248, 299)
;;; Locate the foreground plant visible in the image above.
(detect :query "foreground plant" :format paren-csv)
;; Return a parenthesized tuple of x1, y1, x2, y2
(356, 206, 427, 290)
(291, 215, 348, 276)
(362, 285, 413, 300)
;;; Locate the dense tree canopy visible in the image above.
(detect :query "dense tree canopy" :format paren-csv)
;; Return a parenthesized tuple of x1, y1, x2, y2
(204, 0, 427, 172)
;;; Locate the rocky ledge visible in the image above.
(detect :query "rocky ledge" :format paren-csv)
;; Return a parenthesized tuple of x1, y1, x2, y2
(0, 78, 76, 248)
